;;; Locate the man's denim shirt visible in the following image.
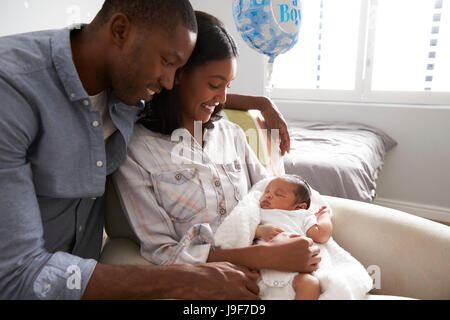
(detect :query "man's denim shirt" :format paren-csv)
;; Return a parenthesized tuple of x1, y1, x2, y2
(0, 27, 144, 299)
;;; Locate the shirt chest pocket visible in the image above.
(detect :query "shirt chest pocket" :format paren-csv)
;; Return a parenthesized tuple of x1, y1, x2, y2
(223, 160, 248, 201)
(151, 168, 207, 222)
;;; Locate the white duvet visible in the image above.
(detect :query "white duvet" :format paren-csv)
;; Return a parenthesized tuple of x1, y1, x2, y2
(214, 178, 374, 300)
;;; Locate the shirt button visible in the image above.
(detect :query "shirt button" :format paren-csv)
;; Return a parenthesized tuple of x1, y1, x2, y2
(96, 161, 103, 167)
(175, 173, 182, 180)
(219, 208, 226, 215)
(70, 93, 76, 98)
(78, 225, 83, 232)
(214, 180, 221, 187)
(83, 100, 89, 106)
(92, 121, 100, 127)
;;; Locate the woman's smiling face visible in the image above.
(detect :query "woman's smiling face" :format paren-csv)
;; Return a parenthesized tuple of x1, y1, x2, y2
(177, 57, 237, 128)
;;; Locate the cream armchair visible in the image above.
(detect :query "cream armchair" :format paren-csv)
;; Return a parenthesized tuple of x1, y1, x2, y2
(100, 111, 450, 300)
(100, 180, 450, 299)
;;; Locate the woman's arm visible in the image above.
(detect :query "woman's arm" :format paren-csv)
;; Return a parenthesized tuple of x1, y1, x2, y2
(112, 151, 213, 266)
(208, 236, 321, 273)
(225, 94, 290, 155)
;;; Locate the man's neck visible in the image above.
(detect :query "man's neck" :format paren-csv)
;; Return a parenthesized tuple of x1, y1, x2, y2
(70, 23, 109, 96)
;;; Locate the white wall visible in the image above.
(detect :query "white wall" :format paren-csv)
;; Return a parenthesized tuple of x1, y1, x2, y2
(190, 0, 265, 96)
(0, 0, 103, 37)
(0, 0, 264, 96)
(191, 0, 450, 222)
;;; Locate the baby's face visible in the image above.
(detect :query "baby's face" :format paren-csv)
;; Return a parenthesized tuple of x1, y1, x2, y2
(259, 178, 303, 210)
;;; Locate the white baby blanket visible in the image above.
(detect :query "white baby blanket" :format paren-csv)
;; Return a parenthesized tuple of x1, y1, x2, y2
(214, 177, 374, 299)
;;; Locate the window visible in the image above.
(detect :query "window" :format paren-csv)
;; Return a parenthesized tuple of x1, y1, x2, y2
(270, 0, 450, 105)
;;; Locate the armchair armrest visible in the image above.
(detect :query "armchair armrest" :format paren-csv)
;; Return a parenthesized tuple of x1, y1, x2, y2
(326, 195, 450, 300)
(100, 237, 150, 266)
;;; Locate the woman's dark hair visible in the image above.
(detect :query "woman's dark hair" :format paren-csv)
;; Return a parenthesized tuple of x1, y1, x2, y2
(139, 11, 238, 135)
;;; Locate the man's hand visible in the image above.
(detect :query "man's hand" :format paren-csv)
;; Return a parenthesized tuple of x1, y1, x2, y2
(83, 262, 259, 300)
(180, 262, 260, 300)
(262, 235, 321, 273)
(258, 96, 290, 156)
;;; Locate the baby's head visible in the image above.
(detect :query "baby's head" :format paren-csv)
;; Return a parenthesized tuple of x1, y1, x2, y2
(259, 175, 311, 210)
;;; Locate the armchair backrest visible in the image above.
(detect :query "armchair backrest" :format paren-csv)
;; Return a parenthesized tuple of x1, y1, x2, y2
(222, 109, 285, 176)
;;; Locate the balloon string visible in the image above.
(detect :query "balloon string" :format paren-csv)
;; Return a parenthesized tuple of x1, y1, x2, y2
(266, 58, 274, 95)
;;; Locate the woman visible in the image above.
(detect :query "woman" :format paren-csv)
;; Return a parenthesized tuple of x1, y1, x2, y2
(113, 11, 320, 275)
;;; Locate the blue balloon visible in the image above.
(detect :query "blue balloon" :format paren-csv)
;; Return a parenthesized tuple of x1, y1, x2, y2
(232, 0, 302, 63)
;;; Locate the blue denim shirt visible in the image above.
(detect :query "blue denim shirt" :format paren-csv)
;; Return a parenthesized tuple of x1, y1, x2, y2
(0, 27, 145, 299)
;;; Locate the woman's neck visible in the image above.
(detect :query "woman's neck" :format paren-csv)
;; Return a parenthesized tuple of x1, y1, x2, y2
(183, 119, 204, 147)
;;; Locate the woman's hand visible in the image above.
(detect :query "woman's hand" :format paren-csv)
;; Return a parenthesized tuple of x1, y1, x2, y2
(258, 96, 290, 156)
(255, 225, 284, 242)
(262, 236, 321, 273)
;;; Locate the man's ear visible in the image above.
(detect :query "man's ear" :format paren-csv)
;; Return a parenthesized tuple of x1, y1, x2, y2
(295, 202, 307, 210)
(109, 13, 132, 48)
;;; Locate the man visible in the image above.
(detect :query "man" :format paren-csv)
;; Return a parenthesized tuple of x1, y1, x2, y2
(0, 0, 319, 299)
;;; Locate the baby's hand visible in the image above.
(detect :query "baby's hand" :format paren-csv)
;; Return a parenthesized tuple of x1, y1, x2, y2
(314, 206, 329, 218)
(255, 225, 285, 242)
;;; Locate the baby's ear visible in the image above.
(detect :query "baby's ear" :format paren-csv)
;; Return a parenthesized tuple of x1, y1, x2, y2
(295, 202, 307, 210)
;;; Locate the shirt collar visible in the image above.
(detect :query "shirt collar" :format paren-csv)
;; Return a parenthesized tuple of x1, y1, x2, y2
(51, 25, 145, 112)
(51, 25, 89, 102)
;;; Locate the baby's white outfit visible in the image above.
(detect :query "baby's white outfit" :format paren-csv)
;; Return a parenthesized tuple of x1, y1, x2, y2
(257, 208, 317, 300)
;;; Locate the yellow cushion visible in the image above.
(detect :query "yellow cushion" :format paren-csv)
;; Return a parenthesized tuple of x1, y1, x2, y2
(222, 109, 284, 176)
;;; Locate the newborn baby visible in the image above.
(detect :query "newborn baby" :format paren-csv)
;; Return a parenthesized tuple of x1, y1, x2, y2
(255, 175, 332, 300)
(214, 175, 374, 300)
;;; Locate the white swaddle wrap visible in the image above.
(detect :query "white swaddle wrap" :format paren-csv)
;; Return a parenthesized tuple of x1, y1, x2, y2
(214, 177, 373, 299)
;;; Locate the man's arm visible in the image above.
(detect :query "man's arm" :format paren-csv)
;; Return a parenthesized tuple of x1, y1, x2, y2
(225, 94, 290, 155)
(0, 78, 97, 299)
(83, 262, 260, 300)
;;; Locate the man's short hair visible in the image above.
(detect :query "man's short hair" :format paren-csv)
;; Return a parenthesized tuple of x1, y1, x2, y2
(97, 0, 197, 33)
